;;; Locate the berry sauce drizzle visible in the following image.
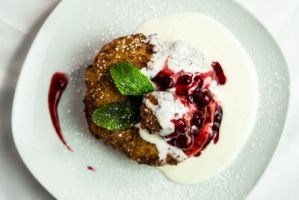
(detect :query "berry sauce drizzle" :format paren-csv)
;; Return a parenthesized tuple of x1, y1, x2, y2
(152, 60, 226, 157)
(212, 61, 227, 85)
(87, 166, 95, 171)
(48, 72, 72, 151)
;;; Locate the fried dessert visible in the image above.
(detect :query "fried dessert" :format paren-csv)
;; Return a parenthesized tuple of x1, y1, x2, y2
(85, 34, 178, 166)
(84, 33, 226, 166)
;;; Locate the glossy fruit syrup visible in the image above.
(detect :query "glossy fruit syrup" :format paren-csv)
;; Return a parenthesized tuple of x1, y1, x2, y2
(87, 166, 95, 171)
(152, 61, 226, 157)
(48, 72, 72, 151)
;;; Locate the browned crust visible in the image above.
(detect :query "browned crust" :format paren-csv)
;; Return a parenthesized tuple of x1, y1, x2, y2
(84, 34, 178, 166)
(140, 94, 162, 133)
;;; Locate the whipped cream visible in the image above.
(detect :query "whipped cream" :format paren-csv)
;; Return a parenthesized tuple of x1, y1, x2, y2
(144, 91, 188, 136)
(141, 35, 210, 79)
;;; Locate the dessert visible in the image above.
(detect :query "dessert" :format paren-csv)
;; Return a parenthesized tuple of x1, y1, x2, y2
(84, 33, 226, 166)
(85, 34, 178, 165)
(47, 12, 259, 184)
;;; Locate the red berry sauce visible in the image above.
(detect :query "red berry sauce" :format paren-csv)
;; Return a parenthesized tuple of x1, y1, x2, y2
(48, 72, 72, 151)
(212, 61, 227, 85)
(87, 166, 95, 171)
(151, 60, 226, 157)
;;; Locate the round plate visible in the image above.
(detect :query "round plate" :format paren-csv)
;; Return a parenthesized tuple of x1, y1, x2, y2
(12, 0, 289, 199)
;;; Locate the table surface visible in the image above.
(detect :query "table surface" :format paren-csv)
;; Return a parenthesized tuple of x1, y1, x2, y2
(0, 0, 298, 199)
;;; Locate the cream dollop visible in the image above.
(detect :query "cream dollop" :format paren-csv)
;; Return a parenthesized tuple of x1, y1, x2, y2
(144, 91, 187, 136)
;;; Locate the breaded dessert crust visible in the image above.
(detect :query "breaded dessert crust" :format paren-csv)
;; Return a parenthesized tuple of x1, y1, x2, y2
(84, 34, 178, 166)
(140, 94, 162, 133)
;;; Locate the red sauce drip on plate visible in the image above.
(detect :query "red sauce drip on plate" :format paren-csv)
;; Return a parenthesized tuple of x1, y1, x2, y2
(87, 166, 95, 171)
(152, 61, 226, 157)
(48, 72, 72, 151)
(212, 61, 227, 85)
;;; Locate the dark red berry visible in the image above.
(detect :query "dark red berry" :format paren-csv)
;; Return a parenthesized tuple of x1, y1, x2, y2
(174, 119, 187, 133)
(212, 105, 223, 131)
(193, 89, 212, 108)
(152, 74, 174, 90)
(174, 134, 194, 150)
(177, 74, 192, 85)
(191, 110, 206, 129)
(214, 105, 223, 123)
(166, 77, 175, 88)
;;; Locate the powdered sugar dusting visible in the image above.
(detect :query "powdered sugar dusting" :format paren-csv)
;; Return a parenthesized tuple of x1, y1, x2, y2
(141, 35, 210, 78)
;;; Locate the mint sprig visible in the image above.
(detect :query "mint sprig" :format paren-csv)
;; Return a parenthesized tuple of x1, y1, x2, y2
(109, 62, 155, 96)
(92, 101, 140, 131)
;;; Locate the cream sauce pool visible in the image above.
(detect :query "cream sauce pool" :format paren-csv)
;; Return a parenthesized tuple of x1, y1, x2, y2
(136, 13, 259, 184)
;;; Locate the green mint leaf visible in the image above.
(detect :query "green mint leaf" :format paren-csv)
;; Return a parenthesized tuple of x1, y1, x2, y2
(109, 62, 155, 96)
(92, 101, 140, 131)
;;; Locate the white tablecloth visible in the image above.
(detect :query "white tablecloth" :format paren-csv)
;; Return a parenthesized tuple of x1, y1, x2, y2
(0, 0, 298, 199)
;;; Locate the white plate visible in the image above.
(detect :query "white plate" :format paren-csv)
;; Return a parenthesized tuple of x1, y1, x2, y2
(12, 0, 289, 199)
